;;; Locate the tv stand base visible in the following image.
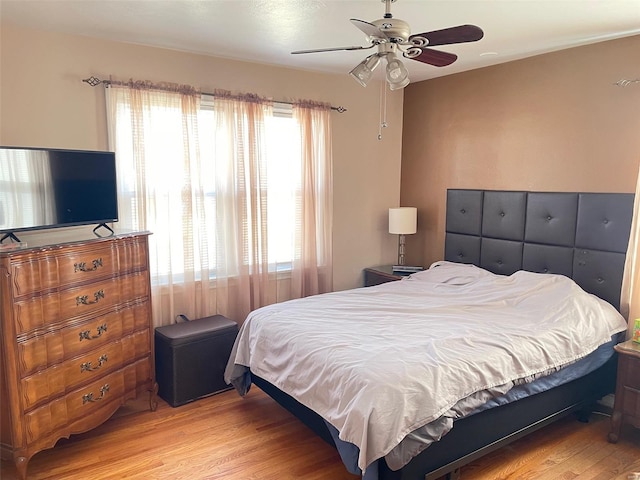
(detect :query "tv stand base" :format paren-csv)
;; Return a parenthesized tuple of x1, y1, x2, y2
(93, 223, 115, 237)
(0, 232, 21, 244)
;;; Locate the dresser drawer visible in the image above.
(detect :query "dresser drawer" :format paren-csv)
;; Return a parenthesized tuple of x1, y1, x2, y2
(20, 330, 150, 411)
(22, 358, 151, 444)
(57, 245, 119, 287)
(17, 301, 150, 375)
(621, 386, 640, 418)
(13, 271, 149, 334)
(117, 236, 149, 273)
(623, 355, 640, 390)
(8, 244, 118, 297)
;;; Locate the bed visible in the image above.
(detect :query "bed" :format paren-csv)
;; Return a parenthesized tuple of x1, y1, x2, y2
(225, 189, 633, 480)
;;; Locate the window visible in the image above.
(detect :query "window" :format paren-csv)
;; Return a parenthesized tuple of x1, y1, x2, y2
(114, 95, 302, 279)
(265, 104, 302, 267)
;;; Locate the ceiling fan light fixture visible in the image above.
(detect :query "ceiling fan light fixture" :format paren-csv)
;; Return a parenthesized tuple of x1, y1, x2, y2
(386, 55, 410, 90)
(291, 0, 485, 94)
(349, 54, 381, 87)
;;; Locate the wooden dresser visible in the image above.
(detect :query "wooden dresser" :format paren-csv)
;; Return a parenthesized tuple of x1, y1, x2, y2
(0, 232, 157, 479)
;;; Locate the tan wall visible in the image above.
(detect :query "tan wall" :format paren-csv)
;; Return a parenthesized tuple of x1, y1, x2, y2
(0, 24, 405, 291)
(401, 35, 640, 267)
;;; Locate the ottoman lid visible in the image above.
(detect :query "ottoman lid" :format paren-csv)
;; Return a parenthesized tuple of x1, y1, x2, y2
(155, 315, 238, 345)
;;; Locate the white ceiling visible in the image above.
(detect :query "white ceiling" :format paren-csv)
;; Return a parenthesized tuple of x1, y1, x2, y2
(2, 0, 639, 83)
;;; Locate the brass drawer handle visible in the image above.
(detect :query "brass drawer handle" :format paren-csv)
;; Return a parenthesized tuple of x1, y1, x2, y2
(79, 323, 108, 341)
(76, 289, 105, 306)
(80, 354, 108, 373)
(82, 384, 110, 404)
(74, 258, 103, 272)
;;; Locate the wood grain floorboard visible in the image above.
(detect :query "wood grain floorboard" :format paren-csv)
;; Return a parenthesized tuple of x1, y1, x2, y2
(1, 388, 638, 480)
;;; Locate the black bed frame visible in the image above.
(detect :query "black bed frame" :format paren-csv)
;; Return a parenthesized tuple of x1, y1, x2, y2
(252, 189, 634, 480)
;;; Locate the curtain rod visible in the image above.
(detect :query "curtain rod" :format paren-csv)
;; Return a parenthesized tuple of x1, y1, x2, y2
(82, 76, 347, 113)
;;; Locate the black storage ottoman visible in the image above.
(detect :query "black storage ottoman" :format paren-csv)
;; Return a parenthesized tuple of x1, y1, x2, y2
(155, 315, 238, 407)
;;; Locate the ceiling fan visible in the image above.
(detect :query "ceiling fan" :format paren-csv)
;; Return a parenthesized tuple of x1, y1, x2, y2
(292, 0, 484, 90)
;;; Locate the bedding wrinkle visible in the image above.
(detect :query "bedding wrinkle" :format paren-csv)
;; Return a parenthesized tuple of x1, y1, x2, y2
(226, 261, 628, 471)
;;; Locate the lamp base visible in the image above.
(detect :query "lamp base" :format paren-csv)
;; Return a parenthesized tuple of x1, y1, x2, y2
(397, 234, 406, 266)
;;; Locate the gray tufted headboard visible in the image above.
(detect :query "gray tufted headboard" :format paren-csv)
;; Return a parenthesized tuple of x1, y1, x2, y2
(444, 190, 634, 310)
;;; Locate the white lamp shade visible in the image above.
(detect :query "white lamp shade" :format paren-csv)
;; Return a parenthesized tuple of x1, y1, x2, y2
(389, 207, 417, 234)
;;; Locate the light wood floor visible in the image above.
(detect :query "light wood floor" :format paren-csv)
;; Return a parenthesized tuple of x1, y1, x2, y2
(1, 387, 639, 480)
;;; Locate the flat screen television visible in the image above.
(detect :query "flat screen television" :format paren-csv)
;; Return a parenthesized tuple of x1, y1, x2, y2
(0, 146, 118, 242)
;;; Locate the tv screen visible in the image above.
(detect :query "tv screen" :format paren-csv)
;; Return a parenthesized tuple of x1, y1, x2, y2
(0, 146, 118, 236)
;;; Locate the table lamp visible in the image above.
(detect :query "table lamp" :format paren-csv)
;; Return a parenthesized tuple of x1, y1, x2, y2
(389, 207, 417, 266)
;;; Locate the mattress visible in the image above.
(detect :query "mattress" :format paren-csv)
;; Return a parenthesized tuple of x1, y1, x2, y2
(328, 334, 622, 477)
(225, 261, 627, 473)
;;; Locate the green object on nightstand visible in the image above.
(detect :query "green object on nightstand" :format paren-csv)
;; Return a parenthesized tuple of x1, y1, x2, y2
(632, 318, 640, 343)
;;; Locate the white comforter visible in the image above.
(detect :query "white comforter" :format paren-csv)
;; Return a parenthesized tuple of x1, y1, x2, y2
(225, 261, 627, 471)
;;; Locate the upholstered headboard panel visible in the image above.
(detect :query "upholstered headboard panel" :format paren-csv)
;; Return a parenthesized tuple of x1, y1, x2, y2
(445, 190, 634, 310)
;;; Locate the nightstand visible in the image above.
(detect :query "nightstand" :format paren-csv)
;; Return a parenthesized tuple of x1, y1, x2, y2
(608, 340, 640, 443)
(364, 265, 411, 287)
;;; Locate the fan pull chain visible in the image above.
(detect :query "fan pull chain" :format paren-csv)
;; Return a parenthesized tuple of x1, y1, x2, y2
(378, 78, 388, 140)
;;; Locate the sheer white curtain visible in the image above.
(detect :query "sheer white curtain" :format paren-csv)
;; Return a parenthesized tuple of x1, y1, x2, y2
(206, 90, 273, 322)
(105, 81, 206, 327)
(292, 100, 333, 297)
(105, 80, 333, 327)
(621, 167, 640, 340)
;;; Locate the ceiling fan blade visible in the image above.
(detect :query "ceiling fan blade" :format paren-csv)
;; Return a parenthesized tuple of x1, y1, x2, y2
(410, 25, 484, 47)
(408, 48, 458, 67)
(291, 44, 375, 54)
(350, 18, 388, 41)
